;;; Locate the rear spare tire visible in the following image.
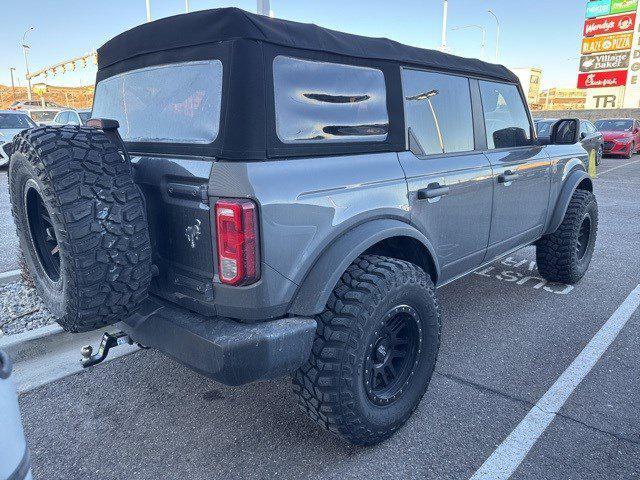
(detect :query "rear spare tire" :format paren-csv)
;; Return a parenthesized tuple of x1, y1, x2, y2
(9, 126, 153, 332)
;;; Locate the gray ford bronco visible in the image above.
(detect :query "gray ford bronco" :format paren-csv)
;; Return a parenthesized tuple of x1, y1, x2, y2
(8, 8, 597, 445)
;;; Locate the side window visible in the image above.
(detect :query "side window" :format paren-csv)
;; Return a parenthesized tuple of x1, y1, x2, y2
(56, 111, 68, 124)
(273, 56, 389, 144)
(580, 121, 588, 136)
(479, 81, 532, 149)
(401, 69, 474, 156)
(67, 112, 79, 125)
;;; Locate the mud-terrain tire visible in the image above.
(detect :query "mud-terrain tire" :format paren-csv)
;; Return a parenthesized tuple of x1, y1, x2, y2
(293, 255, 441, 445)
(9, 126, 153, 332)
(536, 189, 598, 285)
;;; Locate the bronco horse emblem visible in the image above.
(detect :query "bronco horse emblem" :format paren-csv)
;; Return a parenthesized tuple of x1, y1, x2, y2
(185, 219, 202, 249)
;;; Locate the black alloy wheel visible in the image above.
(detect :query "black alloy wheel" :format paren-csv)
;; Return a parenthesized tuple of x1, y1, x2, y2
(576, 214, 592, 261)
(364, 305, 421, 406)
(24, 184, 61, 282)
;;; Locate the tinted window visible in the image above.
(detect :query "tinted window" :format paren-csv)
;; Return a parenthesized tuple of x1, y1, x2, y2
(402, 69, 474, 155)
(92, 60, 223, 143)
(57, 111, 69, 124)
(0, 113, 35, 129)
(78, 112, 91, 124)
(479, 81, 532, 149)
(535, 120, 555, 138)
(273, 56, 389, 143)
(594, 119, 633, 132)
(580, 121, 589, 136)
(30, 110, 57, 123)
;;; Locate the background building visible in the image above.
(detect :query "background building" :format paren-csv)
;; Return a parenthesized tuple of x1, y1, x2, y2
(538, 87, 587, 110)
(513, 67, 543, 106)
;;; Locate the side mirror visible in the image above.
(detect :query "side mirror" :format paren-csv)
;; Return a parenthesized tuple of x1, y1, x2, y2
(580, 132, 587, 140)
(550, 119, 580, 145)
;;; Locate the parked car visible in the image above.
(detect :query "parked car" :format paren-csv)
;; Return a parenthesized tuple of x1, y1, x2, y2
(27, 108, 61, 126)
(52, 109, 91, 126)
(0, 110, 36, 167)
(594, 118, 640, 158)
(536, 118, 603, 165)
(7, 7, 597, 446)
(10, 100, 63, 110)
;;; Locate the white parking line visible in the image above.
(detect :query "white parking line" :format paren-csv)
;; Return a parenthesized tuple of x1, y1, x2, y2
(470, 284, 640, 480)
(599, 159, 640, 176)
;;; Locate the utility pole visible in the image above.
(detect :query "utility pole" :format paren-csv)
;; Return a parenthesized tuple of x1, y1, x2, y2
(9, 67, 16, 102)
(257, 0, 270, 16)
(440, 0, 448, 51)
(487, 9, 500, 63)
(22, 27, 34, 101)
(146, 0, 151, 22)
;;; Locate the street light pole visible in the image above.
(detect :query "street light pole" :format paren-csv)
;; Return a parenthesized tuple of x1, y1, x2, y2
(145, 0, 151, 21)
(185, 0, 189, 13)
(21, 27, 34, 101)
(487, 9, 500, 63)
(451, 24, 486, 60)
(9, 68, 16, 102)
(440, 0, 448, 51)
(257, 0, 270, 16)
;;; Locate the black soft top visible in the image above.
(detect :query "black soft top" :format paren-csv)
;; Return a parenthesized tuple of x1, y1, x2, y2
(98, 7, 517, 83)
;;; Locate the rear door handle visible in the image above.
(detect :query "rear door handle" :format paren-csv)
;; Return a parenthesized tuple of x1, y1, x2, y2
(498, 170, 520, 184)
(417, 184, 450, 200)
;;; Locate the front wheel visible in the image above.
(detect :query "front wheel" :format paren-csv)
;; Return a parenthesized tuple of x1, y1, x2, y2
(293, 255, 441, 445)
(596, 145, 603, 166)
(536, 190, 598, 284)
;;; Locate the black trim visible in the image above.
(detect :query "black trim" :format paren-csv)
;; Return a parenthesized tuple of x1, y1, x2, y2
(7, 448, 30, 480)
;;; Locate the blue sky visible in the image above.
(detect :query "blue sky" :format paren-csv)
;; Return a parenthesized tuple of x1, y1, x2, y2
(0, 0, 586, 89)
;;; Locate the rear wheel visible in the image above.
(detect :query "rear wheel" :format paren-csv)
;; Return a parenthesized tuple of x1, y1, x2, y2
(627, 142, 635, 159)
(536, 190, 598, 284)
(9, 126, 153, 332)
(293, 255, 441, 445)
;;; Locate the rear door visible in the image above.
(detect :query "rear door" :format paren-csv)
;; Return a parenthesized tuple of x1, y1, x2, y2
(478, 80, 551, 260)
(399, 68, 493, 283)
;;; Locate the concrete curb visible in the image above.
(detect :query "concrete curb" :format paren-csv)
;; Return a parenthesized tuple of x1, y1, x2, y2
(0, 322, 138, 393)
(0, 270, 21, 287)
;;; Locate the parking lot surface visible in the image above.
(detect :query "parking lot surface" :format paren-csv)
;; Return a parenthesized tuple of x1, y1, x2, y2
(12, 157, 640, 479)
(0, 170, 19, 272)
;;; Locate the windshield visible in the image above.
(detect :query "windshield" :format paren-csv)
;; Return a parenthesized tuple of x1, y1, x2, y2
(594, 119, 633, 132)
(29, 110, 58, 123)
(0, 113, 35, 129)
(535, 120, 556, 137)
(92, 60, 223, 144)
(78, 111, 91, 124)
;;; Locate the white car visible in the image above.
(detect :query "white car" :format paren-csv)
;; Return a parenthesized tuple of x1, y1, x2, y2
(0, 110, 36, 167)
(52, 109, 91, 126)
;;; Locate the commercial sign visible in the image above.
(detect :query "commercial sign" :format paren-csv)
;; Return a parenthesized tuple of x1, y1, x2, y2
(586, 0, 611, 18)
(580, 51, 631, 71)
(584, 12, 636, 36)
(581, 32, 633, 53)
(611, 0, 638, 14)
(577, 70, 628, 88)
(586, 86, 626, 108)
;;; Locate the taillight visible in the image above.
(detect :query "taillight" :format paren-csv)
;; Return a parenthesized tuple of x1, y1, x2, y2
(215, 199, 260, 286)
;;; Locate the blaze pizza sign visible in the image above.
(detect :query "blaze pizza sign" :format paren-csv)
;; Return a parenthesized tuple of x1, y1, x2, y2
(577, 70, 628, 88)
(582, 32, 633, 53)
(584, 12, 636, 36)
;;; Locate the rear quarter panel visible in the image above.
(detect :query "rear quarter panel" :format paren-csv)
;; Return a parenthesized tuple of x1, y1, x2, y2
(208, 153, 410, 288)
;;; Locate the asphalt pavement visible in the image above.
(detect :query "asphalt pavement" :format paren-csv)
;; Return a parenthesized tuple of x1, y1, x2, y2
(0, 169, 20, 272)
(11, 157, 640, 479)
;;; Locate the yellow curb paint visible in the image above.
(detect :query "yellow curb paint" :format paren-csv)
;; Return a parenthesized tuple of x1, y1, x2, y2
(589, 149, 598, 178)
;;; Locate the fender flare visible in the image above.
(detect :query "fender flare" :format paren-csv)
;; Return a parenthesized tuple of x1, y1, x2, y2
(545, 169, 593, 235)
(288, 218, 440, 317)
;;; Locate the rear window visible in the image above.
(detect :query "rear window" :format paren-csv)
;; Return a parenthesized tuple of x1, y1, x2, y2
(30, 110, 58, 123)
(92, 60, 223, 144)
(273, 56, 389, 144)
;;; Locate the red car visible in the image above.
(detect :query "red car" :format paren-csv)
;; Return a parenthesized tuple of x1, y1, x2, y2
(594, 118, 640, 159)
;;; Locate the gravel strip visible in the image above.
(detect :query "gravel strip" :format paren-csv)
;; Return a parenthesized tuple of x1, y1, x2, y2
(0, 280, 54, 338)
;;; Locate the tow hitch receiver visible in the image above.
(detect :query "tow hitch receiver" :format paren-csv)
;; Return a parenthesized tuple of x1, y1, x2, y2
(80, 331, 133, 368)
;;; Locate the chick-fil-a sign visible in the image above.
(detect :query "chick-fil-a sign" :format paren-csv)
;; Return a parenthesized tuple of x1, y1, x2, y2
(577, 70, 628, 88)
(584, 12, 636, 36)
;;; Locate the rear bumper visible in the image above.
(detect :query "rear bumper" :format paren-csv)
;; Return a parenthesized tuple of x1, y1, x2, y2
(123, 295, 316, 386)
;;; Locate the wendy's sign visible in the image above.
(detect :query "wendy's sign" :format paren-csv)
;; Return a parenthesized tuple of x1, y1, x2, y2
(584, 12, 636, 36)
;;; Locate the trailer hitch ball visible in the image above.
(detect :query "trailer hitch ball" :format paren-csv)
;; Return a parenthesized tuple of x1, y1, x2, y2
(80, 331, 133, 368)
